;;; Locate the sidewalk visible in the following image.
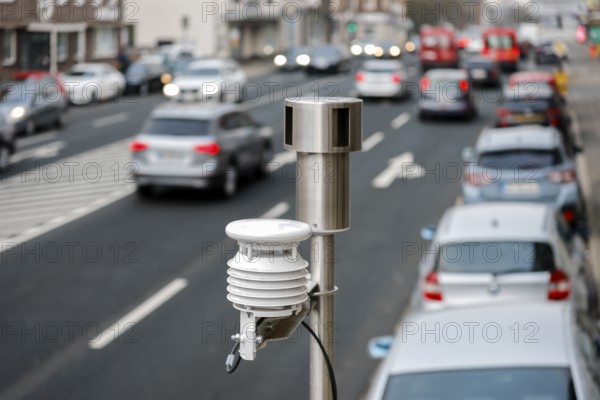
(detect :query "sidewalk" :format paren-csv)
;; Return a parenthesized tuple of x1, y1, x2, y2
(567, 41, 600, 311)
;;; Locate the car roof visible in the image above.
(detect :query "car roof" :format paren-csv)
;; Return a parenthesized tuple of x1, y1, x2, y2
(509, 71, 554, 83)
(188, 58, 234, 69)
(72, 63, 109, 70)
(484, 27, 516, 34)
(503, 82, 555, 99)
(436, 202, 553, 243)
(151, 102, 238, 120)
(388, 302, 570, 375)
(476, 126, 561, 152)
(425, 68, 467, 79)
(362, 60, 403, 69)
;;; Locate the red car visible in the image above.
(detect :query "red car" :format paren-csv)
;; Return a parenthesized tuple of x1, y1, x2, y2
(419, 26, 459, 70)
(482, 27, 520, 72)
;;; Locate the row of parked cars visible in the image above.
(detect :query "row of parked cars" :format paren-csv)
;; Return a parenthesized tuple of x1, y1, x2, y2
(364, 26, 600, 399)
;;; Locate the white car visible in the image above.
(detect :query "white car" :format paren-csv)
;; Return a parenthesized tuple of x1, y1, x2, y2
(365, 302, 600, 399)
(355, 60, 409, 100)
(163, 59, 247, 103)
(416, 202, 589, 311)
(62, 63, 126, 105)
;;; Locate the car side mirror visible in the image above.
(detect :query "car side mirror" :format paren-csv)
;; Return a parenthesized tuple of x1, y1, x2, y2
(367, 336, 394, 359)
(420, 224, 436, 240)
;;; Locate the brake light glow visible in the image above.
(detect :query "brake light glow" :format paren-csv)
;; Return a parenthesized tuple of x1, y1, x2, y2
(420, 77, 430, 91)
(392, 74, 401, 83)
(459, 79, 469, 91)
(546, 169, 576, 184)
(464, 171, 490, 187)
(548, 269, 570, 300)
(355, 71, 365, 82)
(194, 142, 220, 155)
(457, 37, 470, 49)
(547, 107, 561, 126)
(129, 140, 149, 152)
(423, 271, 442, 301)
(562, 209, 576, 223)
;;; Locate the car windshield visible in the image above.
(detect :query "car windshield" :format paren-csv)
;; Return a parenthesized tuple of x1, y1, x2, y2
(504, 83, 554, 101)
(183, 68, 221, 77)
(65, 70, 96, 78)
(383, 368, 575, 400)
(286, 47, 308, 57)
(1, 85, 32, 104)
(128, 63, 147, 74)
(487, 34, 514, 49)
(422, 34, 451, 48)
(436, 241, 555, 274)
(143, 118, 211, 136)
(479, 149, 562, 169)
(314, 46, 339, 57)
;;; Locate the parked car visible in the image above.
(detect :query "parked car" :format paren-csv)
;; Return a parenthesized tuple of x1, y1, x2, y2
(482, 26, 520, 72)
(130, 103, 273, 197)
(273, 46, 312, 71)
(418, 68, 476, 120)
(419, 25, 459, 70)
(0, 113, 16, 165)
(461, 126, 584, 225)
(163, 58, 247, 103)
(0, 78, 68, 135)
(365, 302, 600, 399)
(535, 41, 569, 64)
(306, 44, 351, 74)
(417, 202, 587, 310)
(125, 61, 168, 95)
(355, 60, 409, 100)
(62, 63, 126, 105)
(463, 56, 501, 87)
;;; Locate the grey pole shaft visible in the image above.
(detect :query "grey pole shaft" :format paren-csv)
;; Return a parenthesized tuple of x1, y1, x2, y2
(310, 234, 335, 400)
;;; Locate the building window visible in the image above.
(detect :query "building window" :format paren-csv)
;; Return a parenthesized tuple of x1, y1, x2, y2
(93, 27, 117, 59)
(57, 32, 69, 62)
(3, 30, 16, 66)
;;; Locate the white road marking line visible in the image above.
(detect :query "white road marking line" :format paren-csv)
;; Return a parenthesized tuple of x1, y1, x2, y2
(92, 112, 128, 128)
(372, 152, 423, 189)
(362, 131, 385, 152)
(10, 141, 65, 162)
(89, 278, 189, 350)
(261, 202, 290, 219)
(391, 112, 411, 130)
(16, 131, 57, 149)
(271, 151, 296, 170)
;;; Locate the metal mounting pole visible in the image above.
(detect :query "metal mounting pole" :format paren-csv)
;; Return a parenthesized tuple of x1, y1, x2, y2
(284, 97, 362, 400)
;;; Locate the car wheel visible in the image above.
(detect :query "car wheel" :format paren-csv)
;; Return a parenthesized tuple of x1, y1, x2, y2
(136, 185, 154, 198)
(222, 163, 239, 198)
(25, 119, 36, 136)
(0, 146, 10, 167)
(256, 145, 273, 178)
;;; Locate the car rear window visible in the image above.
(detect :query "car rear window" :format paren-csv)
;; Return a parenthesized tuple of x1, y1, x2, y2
(436, 241, 555, 274)
(143, 118, 211, 136)
(486, 34, 514, 49)
(422, 34, 451, 48)
(383, 368, 575, 400)
(479, 149, 562, 169)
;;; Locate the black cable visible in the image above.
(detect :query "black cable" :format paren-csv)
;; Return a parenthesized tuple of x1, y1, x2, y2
(301, 320, 338, 400)
(225, 342, 242, 374)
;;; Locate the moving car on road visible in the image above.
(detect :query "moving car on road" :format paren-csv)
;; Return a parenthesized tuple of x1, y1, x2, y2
(365, 302, 600, 399)
(163, 59, 247, 103)
(131, 103, 273, 198)
(62, 63, 126, 105)
(355, 60, 409, 100)
(535, 41, 569, 64)
(125, 60, 168, 95)
(461, 126, 584, 226)
(0, 77, 68, 135)
(482, 26, 520, 72)
(306, 44, 351, 74)
(419, 25, 459, 70)
(273, 46, 312, 71)
(418, 68, 476, 120)
(463, 56, 501, 87)
(417, 202, 583, 310)
(0, 114, 16, 165)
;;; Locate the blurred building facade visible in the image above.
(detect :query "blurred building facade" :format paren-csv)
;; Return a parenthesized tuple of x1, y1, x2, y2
(344, 0, 412, 44)
(0, 0, 129, 79)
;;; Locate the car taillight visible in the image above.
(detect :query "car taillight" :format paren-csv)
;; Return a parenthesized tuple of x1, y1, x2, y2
(547, 107, 561, 126)
(497, 108, 511, 117)
(392, 74, 401, 83)
(562, 209, 576, 223)
(355, 71, 365, 82)
(423, 271, 442, 301)
(194, 142, 220, 155)
(420, 77, 430, 91)
(463, 171, 489, 187)
(459, 79, 469, 91)
(548, 269, 570, 300)
(130, 140, 148, 152)
(512, 48, 520, 58)
(457, 37, 470, 48)
(546, 169, 576, 184)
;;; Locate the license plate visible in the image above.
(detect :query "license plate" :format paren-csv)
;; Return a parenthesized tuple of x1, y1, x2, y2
(158, 150, 184, 162)
(471, 69, 486, 79)
(503, 182, 541, 195)
(514, 114, 545, 123)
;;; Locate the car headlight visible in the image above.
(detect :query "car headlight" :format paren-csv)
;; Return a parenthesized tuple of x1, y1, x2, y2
(374, 47, 384, 58)
(390, 46, 401, 57)
(350, 44, 363, 56)
(405, 42, 416, 53)
(296, 54, 310, 66)
(161, 73, 173, 84)
(274, 55, 287, 66)
(163, 83, 180, 97)
(364, 44, 376, 55)
(9, 106, 26, 120)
